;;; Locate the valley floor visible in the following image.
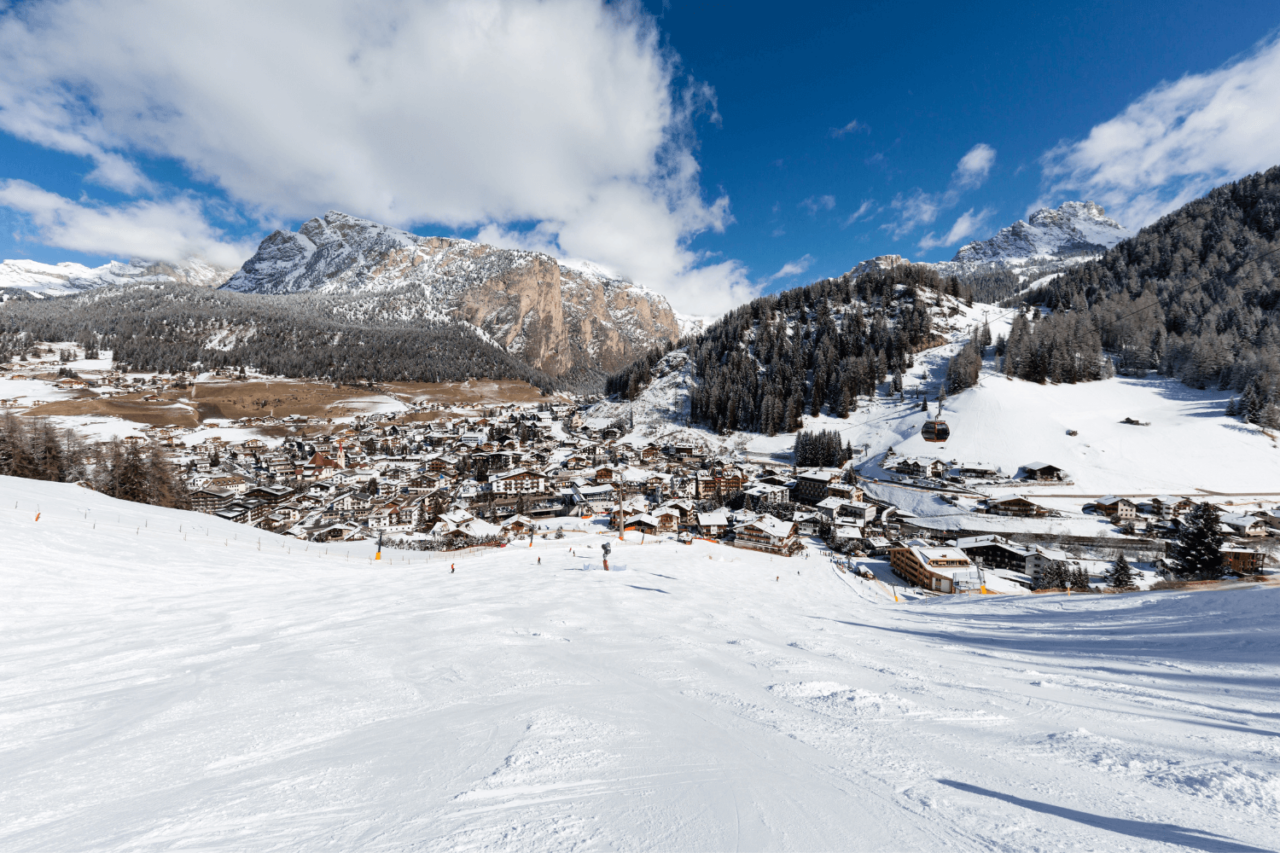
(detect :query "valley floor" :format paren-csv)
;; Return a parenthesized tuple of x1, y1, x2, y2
(2, 476, 1278, 852)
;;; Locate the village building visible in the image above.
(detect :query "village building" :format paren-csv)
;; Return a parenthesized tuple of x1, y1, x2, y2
(1022, 462, 1068, 481)
(888, 545, 975, 593)
(1151, 495, 1194, 518)
(1094, 496, 1138, 520)
(1221, 513, 1267, 537)
(983, 494, 1051, 518)
(696, 510, 730, 537)
(1221, 548, 1264, 574)
(956, 462, 1001, 479)
(955, 535, 1033, 570)
(489, 468, 549, 495)
(791, 471, 839, 505)
(733, 514, 801, 556)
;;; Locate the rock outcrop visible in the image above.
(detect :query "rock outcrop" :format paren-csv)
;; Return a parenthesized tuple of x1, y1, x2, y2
(223, 211, 680, 378)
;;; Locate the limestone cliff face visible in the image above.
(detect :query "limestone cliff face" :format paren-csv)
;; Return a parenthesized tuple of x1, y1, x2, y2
(222, 211, 680, 377)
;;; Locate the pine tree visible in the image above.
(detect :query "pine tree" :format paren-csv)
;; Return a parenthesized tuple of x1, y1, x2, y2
(1108, 553, 1135, 590)
(1069, 567, 1091, 591)
(1037, 562, 1068, 590)
(1175, 502, 1224, 579)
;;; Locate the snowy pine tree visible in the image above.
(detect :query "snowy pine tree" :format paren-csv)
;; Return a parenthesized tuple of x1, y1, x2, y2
(1175, 503, 1224, 579)
(1108, 553, 1135, 590)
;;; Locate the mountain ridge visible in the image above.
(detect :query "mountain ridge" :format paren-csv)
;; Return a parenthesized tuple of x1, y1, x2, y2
(0, 257, 235, 298)
(223, 211, 681, 379)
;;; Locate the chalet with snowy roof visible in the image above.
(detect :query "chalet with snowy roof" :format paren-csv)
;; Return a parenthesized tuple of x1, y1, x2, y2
(621, 513, 661, 535)
(490, 468, 549, 495)
(1024, 546, 1073, 580)
(792, 471, 839, 505)
(1094, 496, 1138, 520)
(696, 510, 730, 537)
(243, 484, 294, 505)
(825, 481, 865, 502)
(955, 535, 1033, 570)
(190, 487, 235, 514)
(983, 494, 1050, 518)
(793, 511, 822, 536)
(888, 545, 974, 594)
(1022, 462, 1067, 481)
(651, 507, 681, 532)
(1151, 495, 1195, 518)
(746, 482, 790, 504)
(733, 514, 800, 556)
(306, 522, 364, 542)
(570, 483, 615, 514)
(501, 515, 534, 535)
(203, 474, 249, 494)
(1221, 548, 1264, 574)
(956, 462, 1001, 479)
(892, 457, 947, 478)
(832, 524, 862, 545)
(1221, 513, 1266, 537)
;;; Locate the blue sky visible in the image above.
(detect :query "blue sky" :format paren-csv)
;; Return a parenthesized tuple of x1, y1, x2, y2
(1, 0, 1278, 314)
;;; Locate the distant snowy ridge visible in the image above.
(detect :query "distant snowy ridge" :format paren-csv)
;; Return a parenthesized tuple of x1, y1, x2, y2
(832, 203, 1131, 292)
(934, 201, 1132, 279)
(0, 257, 235, 298)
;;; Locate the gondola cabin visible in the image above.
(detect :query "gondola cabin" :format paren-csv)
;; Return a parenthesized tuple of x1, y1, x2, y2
(921, 420, 950, 443)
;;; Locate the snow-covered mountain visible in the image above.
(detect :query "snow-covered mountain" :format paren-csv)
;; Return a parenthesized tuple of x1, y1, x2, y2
(0, 257, 234, 298)
(223, 211, 681, 378)
(934, 201, 1131, 280)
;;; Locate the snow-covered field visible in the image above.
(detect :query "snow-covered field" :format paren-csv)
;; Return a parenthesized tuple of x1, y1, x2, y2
(3, 476, 1278, 851)
(594, 299, 1280, 497)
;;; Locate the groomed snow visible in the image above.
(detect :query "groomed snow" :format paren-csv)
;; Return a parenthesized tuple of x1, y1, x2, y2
(3, 476, 1278, 851)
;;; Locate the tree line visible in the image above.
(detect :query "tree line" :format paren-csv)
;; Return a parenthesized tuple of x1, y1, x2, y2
(1024, 165, 1280, 424)
(609, 263, 955, 435)
(0, 283, 570, 392)
(0, 414, 190, 509)
(793, 429, 856, 468)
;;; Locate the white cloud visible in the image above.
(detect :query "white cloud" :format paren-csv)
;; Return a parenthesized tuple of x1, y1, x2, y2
(0, 180, 255, 267)
(830, 119, 868, 138)
(768, 254, 814, 281)
(917, 207, 995, 251)
(953, 143, 996, 190)
(1038, 35, 1280, 228)
(0, 0, 751, 315)
(841, 200, 876, 226)
(800, 194, 836, 215)
(887, 143, 996, 238)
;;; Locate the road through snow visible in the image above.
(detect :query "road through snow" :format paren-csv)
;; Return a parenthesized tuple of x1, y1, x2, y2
(2, 476, 1277, 851)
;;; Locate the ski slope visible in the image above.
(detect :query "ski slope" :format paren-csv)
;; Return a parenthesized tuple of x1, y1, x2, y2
(739, 305, 1280, 496)
(2, 476, 1279, 851)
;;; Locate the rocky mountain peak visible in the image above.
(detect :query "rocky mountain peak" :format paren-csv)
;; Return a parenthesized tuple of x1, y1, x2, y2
(222, 212, 681, 379)
(948, 200, 1131, 270)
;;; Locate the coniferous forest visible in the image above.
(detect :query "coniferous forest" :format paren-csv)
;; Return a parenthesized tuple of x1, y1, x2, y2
(609, 263, 954, 434)
(0, 284, 564, 392)
(0, 414, 190, 509)
(1028, 166, 1280, 425)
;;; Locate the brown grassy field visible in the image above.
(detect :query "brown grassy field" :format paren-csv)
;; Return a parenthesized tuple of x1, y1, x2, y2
(26, 398, 201, 428)
(382, 379, 559, 405)
(21, 377, 564, 427)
